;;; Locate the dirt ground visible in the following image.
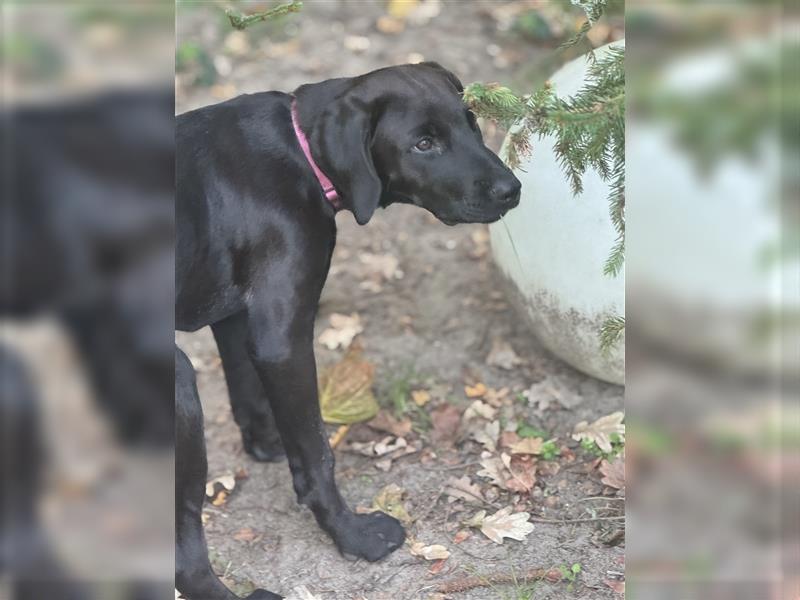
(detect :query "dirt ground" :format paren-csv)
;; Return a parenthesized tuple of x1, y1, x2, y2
(176, 2, 624, 598)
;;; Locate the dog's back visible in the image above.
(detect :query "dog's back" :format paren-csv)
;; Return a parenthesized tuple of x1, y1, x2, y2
(175, 91, 323, 331)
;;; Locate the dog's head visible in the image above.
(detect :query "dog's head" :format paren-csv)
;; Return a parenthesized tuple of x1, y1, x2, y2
(294, 63, 521, 225)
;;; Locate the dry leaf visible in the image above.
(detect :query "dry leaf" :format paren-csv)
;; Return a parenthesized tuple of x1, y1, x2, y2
(428, 559, 447, 574)
(471, 420, 500, 452)
(205, 474, 235, 498)
(371, 483, 412, 525)
(604, 579, 625, 595)
(509, 437, 544, 455)
(524, 376, 583, 412)
(486, 339, 523, 370)
(462, 510, 486, 528)
(464, 400, 497, 421)
(318, 313, 363, 350)
(431, 404, 462, 442)
(599, 453, 625, 490)
(453, 530, 471, 544)
(408, 541, 450, 560)
(286, 586, 322, 600)
(318, 347, 378, 424)
(232, 527, 258, 542)
(359, 252, 402, 280)
(412, 389, 431, 406)
(349, 435, 408, 457)
(444, 476, 483, 504)
(368, 410, 412, 437)
(484, 386, 510, 407)
(572, 411, 625, 453)
(501, 453, 537, 493)
(477, 455, 507, 489)
(464, 382, 487, 398)
(477, 507, 534, 544)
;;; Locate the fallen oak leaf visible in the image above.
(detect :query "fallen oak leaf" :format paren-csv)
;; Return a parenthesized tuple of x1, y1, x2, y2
(501, 453, 537, 493)
(572, 411, 625, 453)
(411, 389, 431, 406)
(480, 507, 534, 544)
(367, 410, 412, 437)
(444, 476, 484, 504)
(371, 483, 413, 525)
(509, 437, 544, 455)
(464, 400, 497, 421)
(477, 455, 507, 489)
(408, 541, 450, 560)
(486, 339, 523, 370)
(453, 530, 471, 544)
(483, 386, 510, 407)
(318, 346, 379, 424)
(471, 420, 500, 452)
(604, 579, 625, 595)
(464, 382, 487, 398)
(429, 558, 447, 575)
(431, 404, 462, 443)
(599, 453, 625, 490)
(318, 312, 363, 350)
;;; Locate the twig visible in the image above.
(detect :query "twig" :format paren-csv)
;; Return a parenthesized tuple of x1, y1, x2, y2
(226, 1, 302, 30)
(576, 496, 625, 502)
(328, 424, 350, 449)
(420, 460, 482, 472)
(529, 515, 625, 524)
(436, 567, 553, 594)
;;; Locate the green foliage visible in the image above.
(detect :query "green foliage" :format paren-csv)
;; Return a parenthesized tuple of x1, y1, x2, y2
(562, 0, 608, 48)
(463, 2, 625, 351)
(226, 1, 303, 31)
(540, 439, 561, 460)
(581, 432, 624, 459)
(176, 41, 216, 86)
(559, 562, 582, 583)
(517, 424, 548, 439)
(599, 315, 625, 353)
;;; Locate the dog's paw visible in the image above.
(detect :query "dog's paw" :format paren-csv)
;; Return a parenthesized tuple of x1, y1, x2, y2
(333, 511, 405, 562)
(244, 590, 283, 600)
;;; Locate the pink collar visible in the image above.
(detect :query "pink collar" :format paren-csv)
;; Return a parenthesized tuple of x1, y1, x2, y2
(291, 99, 340, 209)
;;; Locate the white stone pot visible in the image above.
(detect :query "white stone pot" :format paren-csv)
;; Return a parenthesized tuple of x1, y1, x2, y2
(490, 41, 625, 385)
(626, 41, 796, 378)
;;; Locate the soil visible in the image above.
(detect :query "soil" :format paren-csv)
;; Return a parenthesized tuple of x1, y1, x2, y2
(176, 2, 624, 599)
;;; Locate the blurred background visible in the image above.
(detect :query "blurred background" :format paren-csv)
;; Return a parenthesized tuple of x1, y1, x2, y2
(626, 2, 798, 599)
(1, 2, 174, 599)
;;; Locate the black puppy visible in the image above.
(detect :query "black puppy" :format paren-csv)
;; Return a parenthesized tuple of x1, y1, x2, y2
(175, 63, 521, 600)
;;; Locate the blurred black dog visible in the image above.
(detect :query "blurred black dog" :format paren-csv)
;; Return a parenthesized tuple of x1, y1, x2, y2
(1, 90, 174, 599)
(175, 63, 520, 600)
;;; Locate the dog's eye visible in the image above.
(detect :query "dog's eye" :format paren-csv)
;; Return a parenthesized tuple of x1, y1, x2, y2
(414, 137, 434, 152)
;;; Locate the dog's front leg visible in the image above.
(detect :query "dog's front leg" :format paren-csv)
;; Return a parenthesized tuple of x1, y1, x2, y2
(245, 304, 405, 562)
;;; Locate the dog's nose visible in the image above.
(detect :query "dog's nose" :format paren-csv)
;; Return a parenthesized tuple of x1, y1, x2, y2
(490, 178, 522, 209)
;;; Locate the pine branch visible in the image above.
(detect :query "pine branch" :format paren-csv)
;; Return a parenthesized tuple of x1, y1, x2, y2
(561, 0, 608, 49)
(226, 1, 302, 30)
(600, 316, 625, 352)
(466, 43, 625, 351)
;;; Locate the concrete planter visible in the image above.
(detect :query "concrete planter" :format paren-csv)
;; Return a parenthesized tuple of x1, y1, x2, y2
(489, 41, 625, 385)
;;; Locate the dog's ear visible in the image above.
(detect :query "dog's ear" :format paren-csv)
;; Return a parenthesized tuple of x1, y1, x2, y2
(312, 96, 381, 226)
(420, 61, 464, 94)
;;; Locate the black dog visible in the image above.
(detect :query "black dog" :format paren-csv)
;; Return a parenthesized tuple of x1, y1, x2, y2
(175, 63, 521, 600)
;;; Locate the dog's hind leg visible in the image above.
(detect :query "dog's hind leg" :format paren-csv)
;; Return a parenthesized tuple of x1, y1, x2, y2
(212, 312, 284, 462)
(175, 345, 281, 600)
